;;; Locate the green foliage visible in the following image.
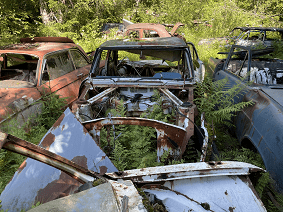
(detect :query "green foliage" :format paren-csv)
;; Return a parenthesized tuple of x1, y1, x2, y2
(194, 76, 253, 126)
(0, 200, 41, 212)
(141, 90, 175, 123)
(100, 90, 176, 170)
(0, 0, 41, 46)
(0, 92, 67, 195)
(271, 40, 283, 59)
(33, 92, 68, 130)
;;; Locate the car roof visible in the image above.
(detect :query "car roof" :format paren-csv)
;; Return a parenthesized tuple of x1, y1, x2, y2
(99, 37, 187, 50)
(232, 27, 283, 33)
(126, 23, 170, 36)
(0, 37, 83, 58)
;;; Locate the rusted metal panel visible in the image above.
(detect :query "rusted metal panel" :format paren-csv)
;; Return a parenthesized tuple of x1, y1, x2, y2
(170, 22, 184, 36)
(106, 161, 263, 183)
(109, 180, 146, 212)
(20, 37, 74, 43)
(0, 123, 267, 212)
(0, 108, 117, 212)
(125, 23, 171, 38)
(124, 22, 184, 39)
(83, 117, 187, 161)
(0, 132, 99, 184)
(236, 88, 283, 191)
(0, 37, 91, 125)
(20, 160, 266, 212)
(27, 182, 119, 212)
(143, 175, 266, 212)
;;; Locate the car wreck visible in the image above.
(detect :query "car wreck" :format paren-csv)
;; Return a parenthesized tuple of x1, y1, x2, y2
(0, 38, 267, 211)
(0, 37, 91, 126)
(228, 27, 283, 47)
(124, 22, 184, 39)
(213, 45, 283, 192)
(199, 26, 283, 48)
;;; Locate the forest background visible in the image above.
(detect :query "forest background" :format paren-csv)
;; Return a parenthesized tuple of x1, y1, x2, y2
(1, 0, 283, 57)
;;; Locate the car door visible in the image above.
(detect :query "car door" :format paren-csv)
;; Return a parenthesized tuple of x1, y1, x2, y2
(187, 42, 205, 82)
(40, 48, 91, 104)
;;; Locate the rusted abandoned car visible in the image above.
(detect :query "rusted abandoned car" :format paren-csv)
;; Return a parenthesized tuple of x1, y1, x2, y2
(0, 37, 91, 126)
(213, 45, 283, 192)
(228, 27, 283, 47)
(0, 38, 267, 211)
(125, 22, 184, 39)
(199, 26, 283, 47)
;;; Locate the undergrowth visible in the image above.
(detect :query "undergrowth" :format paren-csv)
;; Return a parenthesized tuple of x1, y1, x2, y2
(194, 76, 253, 127)
(99, 90, 183, 170)
(195, 75, 283, 211)
(0, 92, 67, 196)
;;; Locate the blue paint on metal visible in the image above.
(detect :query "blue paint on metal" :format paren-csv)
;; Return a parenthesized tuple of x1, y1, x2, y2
(213, 45, 283, 192)
(0, 108, 117, 212)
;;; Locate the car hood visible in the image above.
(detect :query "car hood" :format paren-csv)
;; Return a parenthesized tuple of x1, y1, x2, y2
(260, 86, 283, 107)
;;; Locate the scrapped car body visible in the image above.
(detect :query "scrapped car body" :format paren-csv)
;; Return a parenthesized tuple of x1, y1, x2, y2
(73, 37, 205, 160)
(213, 45, 283, 192)
(125, 22, 184, 39)
(0, 112, 266, 211)
(0, 37, 91, 126)
(228, 27, 283, 47)
(199, 27, 283, 47)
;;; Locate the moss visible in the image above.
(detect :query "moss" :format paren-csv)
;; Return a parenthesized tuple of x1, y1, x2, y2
(92, 179, 105, 187)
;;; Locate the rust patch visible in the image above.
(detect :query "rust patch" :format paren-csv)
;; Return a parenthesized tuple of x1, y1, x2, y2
(34, 171, 81, 204)
(114, 171, 128, 177)
(17, 160, 27, 174)
(40, 132, 55, 150)
(83, 125, 88, 135)
(229, 206, 236, 212)
(99, 166, 107, 175)
(52, 112, 65, 129)
(34, 155, 88, 204)
(71, 155, 88, 169)
(258, 136, 263, 147)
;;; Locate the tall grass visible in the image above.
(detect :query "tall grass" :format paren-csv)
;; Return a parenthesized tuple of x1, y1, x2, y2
(0, 92, 67, 195)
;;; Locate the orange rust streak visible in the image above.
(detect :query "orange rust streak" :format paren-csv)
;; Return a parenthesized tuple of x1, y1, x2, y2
(2, 134, 96, 183)
(84, 117, 187, 149)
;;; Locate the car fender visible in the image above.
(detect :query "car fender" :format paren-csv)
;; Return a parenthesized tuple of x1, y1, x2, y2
(235, 89, 283, 191)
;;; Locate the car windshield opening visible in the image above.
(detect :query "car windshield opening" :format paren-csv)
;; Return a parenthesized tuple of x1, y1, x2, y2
(96, 49, 188, 79)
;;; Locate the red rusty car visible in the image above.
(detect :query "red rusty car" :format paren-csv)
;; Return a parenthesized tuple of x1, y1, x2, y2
(124, 22, 184, 39)
(0, 37, 91, 126)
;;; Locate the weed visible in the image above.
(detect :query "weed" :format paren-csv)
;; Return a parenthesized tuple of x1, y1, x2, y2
(194, 76, 253, 127)
(0, 91, 67, 195)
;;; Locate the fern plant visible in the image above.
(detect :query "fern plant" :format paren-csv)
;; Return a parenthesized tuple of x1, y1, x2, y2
(100, 90, 177, 170)
(194, 76, 253, 126)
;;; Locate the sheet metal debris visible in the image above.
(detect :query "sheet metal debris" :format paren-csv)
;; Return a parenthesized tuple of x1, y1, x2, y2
(0, 114, 267, 212)
(0, 108, 117, 211)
